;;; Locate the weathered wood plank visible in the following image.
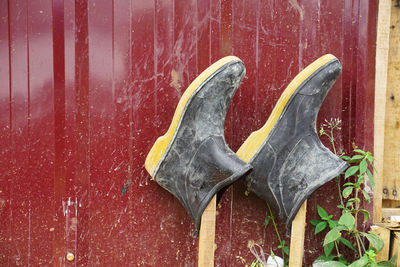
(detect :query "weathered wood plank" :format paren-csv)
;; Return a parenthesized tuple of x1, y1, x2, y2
(382, 1, 400, 201)
(382, 208, 400, 219)
(289, 200, 307, 267)
(198, 196, 216, 267)
(374, 0, 392, 221)
(374, 226, 391, 262)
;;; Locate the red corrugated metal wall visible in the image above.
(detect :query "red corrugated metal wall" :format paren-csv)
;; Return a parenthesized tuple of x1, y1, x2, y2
(0, 0, 377, 265)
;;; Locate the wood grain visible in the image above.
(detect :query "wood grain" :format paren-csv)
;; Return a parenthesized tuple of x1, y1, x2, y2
(289, 200, 307, 267)
(382, 1, 400, 201)
(374, 226, 391, 262)
(374, 0, 392, 221)
(198, 196, 217, 267)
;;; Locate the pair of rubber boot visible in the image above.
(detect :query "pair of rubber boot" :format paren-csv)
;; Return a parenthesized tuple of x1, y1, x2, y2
(145, 54, 348, 236)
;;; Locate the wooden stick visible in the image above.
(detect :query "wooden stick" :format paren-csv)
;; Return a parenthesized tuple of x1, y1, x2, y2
(289, 200, 307, 267)
(373, 0, 391, 222)
(198, 195, 217, 267)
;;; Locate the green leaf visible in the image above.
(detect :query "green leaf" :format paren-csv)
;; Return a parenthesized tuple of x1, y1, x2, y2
(377, 261, 396, 267)
(360, 209, 370, 223)
(264, 218, 270, 227)
(341, 155, 351, 161)
(323, 227, 341, 246)
(354, 149, 366, 155)
(314, 255, 336, 262)
(366, 169, 375, 187)
(389, 255, 397, 264)
(375, 255, 397, 267)
(351, 154, 364, 160)
(316, 221, 328, 234)
(348, 197, 360, 204)
(343, 182, 355, 186)
(324, 241, 334, 256)
(336, 225, 348, 231)
(338, 256, 350, 265)
(342, 187, 353, 198)
(244, 189, 250, 196)
(357, 176, 364, 185)
(328, 220, 338, 229)
(338, 212, 355, 229)
(372, 163, 378, 173)
(339, 237, 357, 252)
(360, 159, 368, 174)
(314, 261, 347, 267)
(362, 190, 371, 203)
(310, 220, 321, 226)
(366, 154, 374, 163)
(283, 246, 289, 255)
(362, 232, 384, 252)
(345, 166, 359, 178)
(317, 205, 330, 220)
(348, 254, 369, 267)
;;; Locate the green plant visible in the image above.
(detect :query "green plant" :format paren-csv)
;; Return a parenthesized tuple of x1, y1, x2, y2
(246, 188, 289, 267)
(311, 118, 395, 266)
(265, 203, 290, 267)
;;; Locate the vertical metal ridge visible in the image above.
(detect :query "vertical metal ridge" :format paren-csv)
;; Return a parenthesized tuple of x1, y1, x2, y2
(25, 1, 31, 265)
(74, 0, 90, 264)
(154, 0, 158, 114)
(255, 0, 260, 120)
(128, 0, 134, 195)
(112, 0, 115, 101)
(52, 0, 67, 264)
(7, 0, 12, 142)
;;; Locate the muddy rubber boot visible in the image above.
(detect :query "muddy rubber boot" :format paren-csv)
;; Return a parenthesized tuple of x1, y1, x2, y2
(236, 54, 348, 233)
(145, 56, 252, 234)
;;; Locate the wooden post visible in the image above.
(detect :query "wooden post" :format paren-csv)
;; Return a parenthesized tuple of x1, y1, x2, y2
(373, 0, 391, 222)
(374, 226, 391, 262)
(289, 200, 307, 267)
(390, 231, 400, 266)
(198, 195, 216, 267)
(382, 0, 400, 202)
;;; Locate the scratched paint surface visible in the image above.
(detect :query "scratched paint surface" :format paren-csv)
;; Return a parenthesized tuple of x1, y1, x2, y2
(0, 0, 376, 266)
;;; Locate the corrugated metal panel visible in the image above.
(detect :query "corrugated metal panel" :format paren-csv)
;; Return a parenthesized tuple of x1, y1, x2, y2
(0, 0, 377, 265)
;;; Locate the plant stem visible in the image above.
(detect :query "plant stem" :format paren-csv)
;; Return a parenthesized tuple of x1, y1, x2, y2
(355, 233, 363, 257)
(327, 130, 345, 211)
(353, 187, 366, 255)
(337, 177, 345, 210)
(267, 204, 286, 265)
(329, 128, 337, 155)
(334, 241, 341, 258)
(353, 195, 366, 257)
(356, 234, 366, 253)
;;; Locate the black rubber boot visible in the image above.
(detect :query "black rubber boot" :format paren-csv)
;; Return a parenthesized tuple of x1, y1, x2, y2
(145, 56, 252, 233)
(236, 54, 348, 233)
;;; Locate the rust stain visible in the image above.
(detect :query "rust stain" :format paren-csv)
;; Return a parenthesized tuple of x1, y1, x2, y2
(170, 69, 181, 90)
